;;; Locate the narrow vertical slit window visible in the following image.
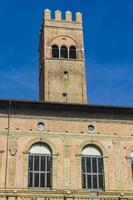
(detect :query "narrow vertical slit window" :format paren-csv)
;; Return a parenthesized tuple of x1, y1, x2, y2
(64, 71, 68, 79)
(28, 143, 52, 188)
(62, 93, 67, 97)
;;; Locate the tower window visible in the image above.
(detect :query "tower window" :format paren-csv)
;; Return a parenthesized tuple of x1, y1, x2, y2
(28, 143, 52, 188)
(69, 46, 76, 59)
(81, 145, 104, 190)
(52, 45, 59, 58)
(64, 71, 68, 75)
(62, 92, 67, 97)
(61, 45, 68, 58)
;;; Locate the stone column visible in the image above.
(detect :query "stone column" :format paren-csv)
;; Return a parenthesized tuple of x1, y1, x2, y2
(63, 136, 71, 189)
(59, 47, 61, 59)
(76, 154, 82, 190)
(64, 144, 71, 189)
(0, 150, 4, 185)
(23, 151, 29, 188)
(68, 47, 70, 59)
(52, 153, 59, 190)
(125, 156, 132, 190)
(103, 155, 109, 191)
(8, 136, 17, 188)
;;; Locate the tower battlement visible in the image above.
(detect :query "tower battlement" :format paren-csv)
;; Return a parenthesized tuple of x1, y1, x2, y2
(44, 9, 82, 23)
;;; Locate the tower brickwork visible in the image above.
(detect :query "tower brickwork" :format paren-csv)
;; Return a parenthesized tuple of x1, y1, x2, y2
(39, 9, 87, 104)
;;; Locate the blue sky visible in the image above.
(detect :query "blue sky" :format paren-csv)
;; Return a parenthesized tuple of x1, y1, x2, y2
(0, 0, 133, 106)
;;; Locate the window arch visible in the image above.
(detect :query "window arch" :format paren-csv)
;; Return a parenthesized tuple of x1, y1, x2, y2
(81, 145, 104, 190)
(61, 45, 68, 58)
(69, 46, 76, 59)
(52, 45, 59, 58)
(28, 143, 52, 188)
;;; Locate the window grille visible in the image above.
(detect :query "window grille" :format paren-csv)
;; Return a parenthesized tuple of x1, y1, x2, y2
(28, 143, 52, 188)
(81, 145, 104, 190)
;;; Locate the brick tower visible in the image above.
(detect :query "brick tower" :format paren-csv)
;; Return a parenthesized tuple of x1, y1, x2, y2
(39, 9, 87, 104)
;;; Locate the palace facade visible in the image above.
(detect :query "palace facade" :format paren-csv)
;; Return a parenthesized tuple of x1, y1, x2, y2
(0, 9, 133, 200)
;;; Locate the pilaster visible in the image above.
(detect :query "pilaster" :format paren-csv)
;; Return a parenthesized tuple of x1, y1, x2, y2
(63, 136, 71, 189)
(113, 139, 121, 190)
(8, 136, 17, 188)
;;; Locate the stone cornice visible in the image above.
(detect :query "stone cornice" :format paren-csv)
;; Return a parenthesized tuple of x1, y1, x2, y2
(1, 99, 133, 121)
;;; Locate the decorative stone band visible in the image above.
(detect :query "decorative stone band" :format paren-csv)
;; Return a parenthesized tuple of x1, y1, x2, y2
(75, 153, 109, 159)
(45, 47, 84, 51)
(22, 151, 59, 157)
(0, 195, 125, 200)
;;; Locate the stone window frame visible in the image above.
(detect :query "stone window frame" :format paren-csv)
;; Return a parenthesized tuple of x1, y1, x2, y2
(49, 35, 80, 60)
(28, 143, 52, 188)
(76, 140, 109, 191)
(23, 137, 58, 190)
(69, 45, 77, 59)
(51, 44, 77, 60)
(81, 145, 104, 191)
(126, 145, 133, 189)
(86, 124, 96, 134)
(36, 120, 46, 131)
(52, 44, 59, 58)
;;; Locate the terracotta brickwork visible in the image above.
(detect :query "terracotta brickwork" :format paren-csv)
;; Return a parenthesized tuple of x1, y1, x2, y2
(0, 111, 133, 199)
(39, 10, 87, 104)
(0, 9, 133, 200)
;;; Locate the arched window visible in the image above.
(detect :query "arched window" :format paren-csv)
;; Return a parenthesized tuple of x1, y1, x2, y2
(61, 46, 68, 58)
(52, 45, 59, 58)
(69, 46, 76, 59)
(28, 143, 52, 188)
(81, 145, 104, 190)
